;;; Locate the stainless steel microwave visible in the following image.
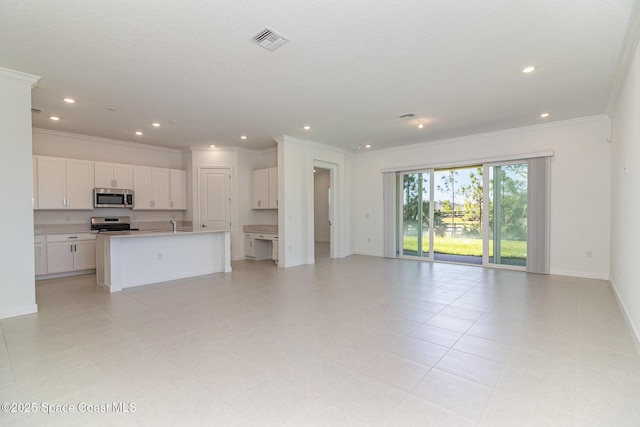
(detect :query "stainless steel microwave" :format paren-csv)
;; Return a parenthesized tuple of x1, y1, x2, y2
(94, 188, 134, 208)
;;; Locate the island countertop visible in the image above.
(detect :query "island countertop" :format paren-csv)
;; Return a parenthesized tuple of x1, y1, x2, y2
(95, 228, 222, 239)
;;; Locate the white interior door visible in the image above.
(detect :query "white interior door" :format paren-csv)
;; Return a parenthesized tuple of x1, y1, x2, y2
(199, 167, 231, 230)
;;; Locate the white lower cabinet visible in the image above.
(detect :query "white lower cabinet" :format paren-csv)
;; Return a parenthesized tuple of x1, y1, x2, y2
(34, 235, 47, 276)
(46, 234, 96, 274)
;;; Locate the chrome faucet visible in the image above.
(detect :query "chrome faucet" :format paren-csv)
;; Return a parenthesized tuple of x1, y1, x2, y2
(170, 219, 177, 233)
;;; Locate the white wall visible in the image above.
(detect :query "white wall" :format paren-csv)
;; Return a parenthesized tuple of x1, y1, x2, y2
(0, 67, 40, 319)
(277, 136, 350, 267)
(611, 39, 640, 343)
(354, 116, 612, 280)
(32, 129, 186, 226)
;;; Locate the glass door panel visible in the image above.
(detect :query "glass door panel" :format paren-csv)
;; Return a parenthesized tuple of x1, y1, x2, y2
(401, 172, 431, 258)
(433, 167, 483, 264)
(489, 163, 527, 267)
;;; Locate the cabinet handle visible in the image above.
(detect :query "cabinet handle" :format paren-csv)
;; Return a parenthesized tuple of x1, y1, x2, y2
(171, 201, 174, 208)
(70, 244, 73, 252)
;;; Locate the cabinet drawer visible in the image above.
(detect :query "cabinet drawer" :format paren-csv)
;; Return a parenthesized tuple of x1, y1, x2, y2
(47, 233, 96, 242)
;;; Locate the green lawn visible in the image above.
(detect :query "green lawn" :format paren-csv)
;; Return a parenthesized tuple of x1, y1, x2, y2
(403, 236, 526, 258)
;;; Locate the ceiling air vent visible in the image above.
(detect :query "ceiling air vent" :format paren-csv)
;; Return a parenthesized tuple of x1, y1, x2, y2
(398, 113, 416, 119)
(31, 108, 42, 114)
(250, 27, 289, 51)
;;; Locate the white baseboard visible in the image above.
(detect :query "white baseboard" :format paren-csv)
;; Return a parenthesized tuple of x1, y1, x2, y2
(354, 250, 383, 257)
(0, 303, 38, 320)
(549, 269, 609, 280)
(610, 278, 640, 355)
(36, 269, 95, 281)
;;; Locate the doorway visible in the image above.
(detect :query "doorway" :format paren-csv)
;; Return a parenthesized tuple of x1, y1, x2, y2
(313, 167, 331, 259)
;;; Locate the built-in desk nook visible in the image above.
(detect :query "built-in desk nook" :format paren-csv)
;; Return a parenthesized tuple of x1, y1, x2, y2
(243, 224, 278, 263)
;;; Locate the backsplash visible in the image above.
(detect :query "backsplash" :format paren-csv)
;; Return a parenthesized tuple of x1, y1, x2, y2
(34, 220, 193, 234)
(34, 209, 188, 234)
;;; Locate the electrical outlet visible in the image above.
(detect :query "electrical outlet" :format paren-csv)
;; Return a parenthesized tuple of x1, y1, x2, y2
(587, 250, 593, 258)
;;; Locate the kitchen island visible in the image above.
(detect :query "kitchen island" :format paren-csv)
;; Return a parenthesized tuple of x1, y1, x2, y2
(96, 229, 231, 292)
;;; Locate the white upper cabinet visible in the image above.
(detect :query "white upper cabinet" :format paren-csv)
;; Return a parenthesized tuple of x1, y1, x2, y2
(170, 169, 187, 210)
(133, 166, 171, 210)
(252, 168, 269, 209)
(252, 167, 278, 209)
(33, 155, 185, 211)
(95, 162, 134, 189)
(151, 168, 170, 210)
(35, 156, 94, 210)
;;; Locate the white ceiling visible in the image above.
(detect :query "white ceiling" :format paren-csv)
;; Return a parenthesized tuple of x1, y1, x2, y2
(0, 0, 634, 151)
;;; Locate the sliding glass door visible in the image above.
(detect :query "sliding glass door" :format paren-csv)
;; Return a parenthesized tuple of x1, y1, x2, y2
(398, 161, 529, 270)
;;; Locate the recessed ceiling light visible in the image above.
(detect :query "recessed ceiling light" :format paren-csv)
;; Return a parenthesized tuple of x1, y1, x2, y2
(313, 169, 317, 173)
(241, 135, 247, 140)
(365, 144, 372, 148)
(49, 116, 60, 121)
(304, 125, 310, 130)
(418, 123, 424, 129)
(540, 112, 550, 118)
(522, 66, 536, 74)
(135, 131, 143, 136)
(209, 144, 216, 148)
(63, 98, 75, 104)
(152, 122, 160, 127)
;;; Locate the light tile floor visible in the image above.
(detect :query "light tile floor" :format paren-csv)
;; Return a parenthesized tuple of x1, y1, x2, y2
(2, 256, 640, 426)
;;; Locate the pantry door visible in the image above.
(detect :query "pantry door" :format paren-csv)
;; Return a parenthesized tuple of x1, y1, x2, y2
(198, 167, 231, 231)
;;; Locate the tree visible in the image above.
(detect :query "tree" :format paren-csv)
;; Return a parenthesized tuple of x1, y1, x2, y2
(402, 174, 446, 238)
(437, 170, 459, 237)
(490, 164, 527, 241)
(460, 167, 483, 233)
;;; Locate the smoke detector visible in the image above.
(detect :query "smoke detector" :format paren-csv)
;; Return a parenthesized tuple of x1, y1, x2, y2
(250, 27, 289, 51)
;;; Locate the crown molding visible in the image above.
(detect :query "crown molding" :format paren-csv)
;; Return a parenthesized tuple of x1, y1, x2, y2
(359, 115, 609, 157)
(0, 67, 40, 88)
(275, 135, 347, 154)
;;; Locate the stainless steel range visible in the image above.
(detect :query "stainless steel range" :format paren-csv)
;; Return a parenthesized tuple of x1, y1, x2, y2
(91, 216, 138, 232)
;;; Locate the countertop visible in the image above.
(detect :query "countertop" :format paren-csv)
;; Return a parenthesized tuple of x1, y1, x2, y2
(95, 228, 227, 239)
(243, 224, 278, 234)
